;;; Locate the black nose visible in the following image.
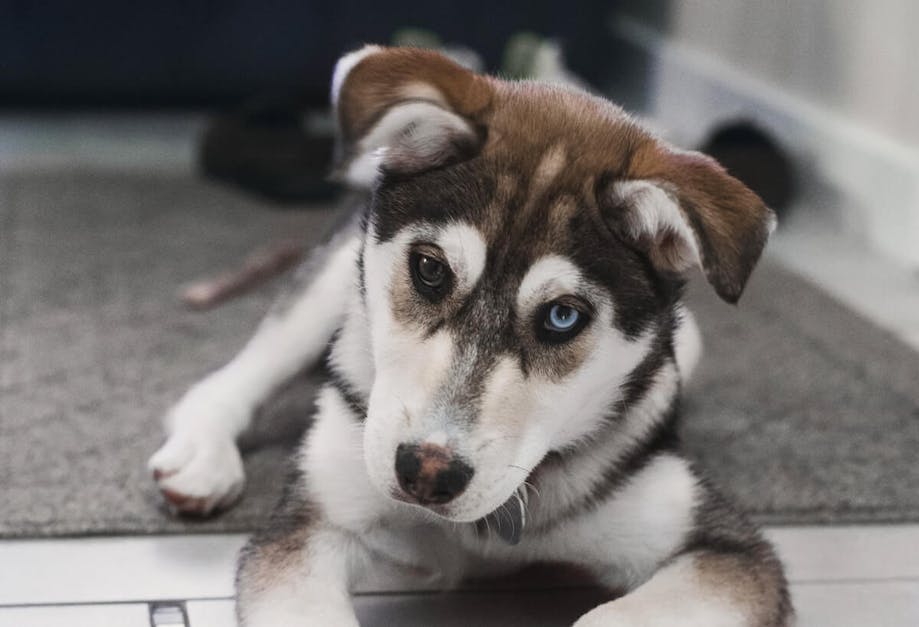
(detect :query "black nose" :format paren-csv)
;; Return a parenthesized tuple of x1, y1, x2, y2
(395, 442, 473, 505)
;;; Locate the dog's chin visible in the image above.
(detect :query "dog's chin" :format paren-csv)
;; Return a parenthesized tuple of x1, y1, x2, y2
(388, 490, 455, 519)
(384, 487, 467, 521)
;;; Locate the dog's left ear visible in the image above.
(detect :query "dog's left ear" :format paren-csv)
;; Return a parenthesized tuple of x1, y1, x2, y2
(330, 45, 493, 186)
(601, 143, 776, 303)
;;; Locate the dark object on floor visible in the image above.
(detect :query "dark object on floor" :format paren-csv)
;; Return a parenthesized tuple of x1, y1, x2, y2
(2, 170, 918, 537)
(200, 94, 340, 203)
(700, 121, 797, 217)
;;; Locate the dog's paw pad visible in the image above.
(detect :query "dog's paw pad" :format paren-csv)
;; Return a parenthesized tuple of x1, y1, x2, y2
(149, 434, 245, 517)
(152, 467, 176, 482)
(161, 487, 196, 510)
(161, 488, 222, 517)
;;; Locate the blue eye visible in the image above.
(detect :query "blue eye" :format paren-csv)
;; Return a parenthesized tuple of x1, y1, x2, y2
(537, 301, 589, 344)
(546, 304, 580, 331)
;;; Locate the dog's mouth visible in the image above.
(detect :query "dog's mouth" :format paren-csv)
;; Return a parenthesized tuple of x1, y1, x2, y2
(390, 484, 529, 545)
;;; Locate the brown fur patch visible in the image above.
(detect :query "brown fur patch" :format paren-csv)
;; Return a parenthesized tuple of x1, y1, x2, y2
(337, 47, 493, 145)
(681, 482, 794, 626)
(390, 264, 427, 328)
(236, 477, 316, 616)
(693, 550, 792, 627)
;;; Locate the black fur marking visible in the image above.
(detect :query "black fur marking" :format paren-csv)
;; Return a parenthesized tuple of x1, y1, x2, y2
(316, 336, 368, 421)
(357, 204, 371, 301)
(423, 318, 446, 338)
(593, 402, 681, 500)
(531, 397, 680, 535)
(370, 160, 495, 244)
(327, 367, 368, 421)
(357, 241, 367, 301)
(612, 311, 678, 418)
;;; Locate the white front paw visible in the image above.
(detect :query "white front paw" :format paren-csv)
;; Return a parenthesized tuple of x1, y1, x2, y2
(148, 391, 248, 516)
(242, 602, 360, 627)
(573, 604, 630, 627)
(574, 603, 726, 627)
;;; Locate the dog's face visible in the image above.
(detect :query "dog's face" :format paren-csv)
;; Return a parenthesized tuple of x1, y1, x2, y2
(333, 47, 774, 523)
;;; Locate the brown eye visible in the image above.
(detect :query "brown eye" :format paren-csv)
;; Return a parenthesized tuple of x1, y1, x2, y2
(410, 251, 453, 302)
(417, 255, 446, 287)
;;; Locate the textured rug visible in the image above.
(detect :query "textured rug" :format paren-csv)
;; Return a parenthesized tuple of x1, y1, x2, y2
(2, 169, 918, 538)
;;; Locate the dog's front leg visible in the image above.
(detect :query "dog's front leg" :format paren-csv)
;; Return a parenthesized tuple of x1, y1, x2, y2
(237, 520, 360, 627)
(148, 228, 361, 515)
(573, 549, 791, 627)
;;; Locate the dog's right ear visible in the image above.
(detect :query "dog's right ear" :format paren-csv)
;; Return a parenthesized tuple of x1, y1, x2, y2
(331, 45, 493, 187)
(600, 144, 775, 304)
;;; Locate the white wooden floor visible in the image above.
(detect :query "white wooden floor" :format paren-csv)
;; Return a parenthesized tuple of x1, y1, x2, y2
(1, 526, 917, 626)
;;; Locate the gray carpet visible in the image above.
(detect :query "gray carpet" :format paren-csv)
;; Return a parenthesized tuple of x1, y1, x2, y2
(1, 169, 918, 538)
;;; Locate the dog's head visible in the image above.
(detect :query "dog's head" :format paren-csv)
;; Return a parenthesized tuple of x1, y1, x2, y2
(333, 46, 774, 524)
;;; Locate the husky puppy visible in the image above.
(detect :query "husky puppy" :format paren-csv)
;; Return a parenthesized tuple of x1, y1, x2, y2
(150, 46, 791, 626)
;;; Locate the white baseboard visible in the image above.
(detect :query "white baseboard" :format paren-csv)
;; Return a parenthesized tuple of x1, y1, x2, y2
(612, 16, 919, 269)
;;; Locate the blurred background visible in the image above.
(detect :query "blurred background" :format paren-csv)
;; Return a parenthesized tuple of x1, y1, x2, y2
(2, 1, 918, 275)
(1, 2, 919, 626)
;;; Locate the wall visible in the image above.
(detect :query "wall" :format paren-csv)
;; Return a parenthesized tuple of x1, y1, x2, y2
(612, 0, 919, 267)
(662, 1, 919, 145)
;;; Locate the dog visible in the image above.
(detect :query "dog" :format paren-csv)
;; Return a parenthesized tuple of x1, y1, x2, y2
(149, 45, 792, 626)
